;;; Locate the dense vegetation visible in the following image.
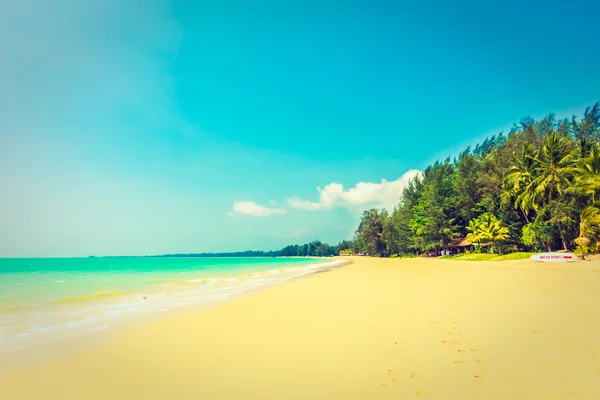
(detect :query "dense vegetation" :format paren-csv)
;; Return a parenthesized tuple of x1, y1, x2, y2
(157, 240, 355, 258)
(354, 102, 600, 258)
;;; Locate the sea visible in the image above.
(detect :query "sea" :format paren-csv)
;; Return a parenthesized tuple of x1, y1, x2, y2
(0, 257, 343, 353)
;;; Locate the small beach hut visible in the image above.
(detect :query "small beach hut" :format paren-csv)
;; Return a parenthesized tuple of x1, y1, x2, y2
(445, 237, 473, 254)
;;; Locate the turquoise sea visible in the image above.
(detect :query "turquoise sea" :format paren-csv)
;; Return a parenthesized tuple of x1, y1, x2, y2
(0, 257, 341, 353)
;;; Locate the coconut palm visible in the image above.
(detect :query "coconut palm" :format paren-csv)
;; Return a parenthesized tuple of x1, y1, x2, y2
(503, 143, 538, 222)
(467, 213, 510, 253)
(574, 206, 600, 259)
(530, 133, 578, 199)
(466, 218, 482, 249)
(525, 133, 579, 250)
(574, 144, 600, 202)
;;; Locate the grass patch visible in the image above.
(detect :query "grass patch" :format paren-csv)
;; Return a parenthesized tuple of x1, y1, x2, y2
(441, 252, 533, 261)
(391, 254, 418, 259)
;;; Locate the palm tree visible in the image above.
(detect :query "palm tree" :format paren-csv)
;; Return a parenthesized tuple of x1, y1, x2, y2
(574, 206, 600, 259)
(503, 143, 538, 222)
(527, 133, 578, 250)
(466, 218, 482, 250)
(574, 144, 600, 202)
(467, 213, 510, 254)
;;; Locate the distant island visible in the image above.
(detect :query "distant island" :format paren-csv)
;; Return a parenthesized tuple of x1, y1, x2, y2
(91, 239, 357, 259)
(155, 239, 356, 257)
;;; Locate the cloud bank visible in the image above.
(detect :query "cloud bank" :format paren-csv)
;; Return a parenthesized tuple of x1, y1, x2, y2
(228, 201, 287, 217)
(230, 169, 422, 218)
(287, 169, 422, 212)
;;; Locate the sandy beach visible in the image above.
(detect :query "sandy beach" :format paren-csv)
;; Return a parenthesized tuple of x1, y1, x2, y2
(1, 256, 600, 399)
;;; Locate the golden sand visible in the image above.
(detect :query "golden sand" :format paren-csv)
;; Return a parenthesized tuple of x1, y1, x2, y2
(1, 257, 600, 399)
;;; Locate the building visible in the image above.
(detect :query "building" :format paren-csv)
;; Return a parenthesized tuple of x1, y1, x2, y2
(445, 237, 474, 254)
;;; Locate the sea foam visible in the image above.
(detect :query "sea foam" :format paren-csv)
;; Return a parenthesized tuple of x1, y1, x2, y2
(0, 258, 346, 353)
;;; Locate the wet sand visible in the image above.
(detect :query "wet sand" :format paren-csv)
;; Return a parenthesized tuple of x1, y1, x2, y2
(1, 256, 599, 399)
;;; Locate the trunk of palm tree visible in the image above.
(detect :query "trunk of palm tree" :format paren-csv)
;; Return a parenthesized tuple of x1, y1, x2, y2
(493, 240, 500, 254)
(557, 221, 568, 251)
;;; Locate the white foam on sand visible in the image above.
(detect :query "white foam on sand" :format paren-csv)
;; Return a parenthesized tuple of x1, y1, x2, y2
(0, 259, 347, 353)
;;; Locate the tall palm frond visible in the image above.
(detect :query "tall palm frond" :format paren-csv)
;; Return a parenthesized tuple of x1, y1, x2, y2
(466, 213, 509, 253)
(575, 206, 600, 259)
(528, 133, 579, 201)
(574, 145, 600, 202)
(503, 144, 539, 220)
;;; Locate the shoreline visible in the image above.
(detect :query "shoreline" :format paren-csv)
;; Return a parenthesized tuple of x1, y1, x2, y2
(0, 257, 345, 355)
(1, 256, 599, 399)
(0, 258, 351, 373)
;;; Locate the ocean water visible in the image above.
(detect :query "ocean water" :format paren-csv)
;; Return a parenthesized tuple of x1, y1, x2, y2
(0, 257, 342, 353)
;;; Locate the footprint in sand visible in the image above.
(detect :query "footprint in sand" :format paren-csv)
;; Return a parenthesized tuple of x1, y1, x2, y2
(441, 340, 448, 344)
(475, 359, 483, 363)
(453, 340, 459, 344)
(458, 349, 466, 353)
(469, 349, 478, 353)
(416, 389, 429, 396)
(411, 372, 418, 378)
(453, 360, 465, 364)
(474, 374, 484, 380)
(387, 369, 396, 383)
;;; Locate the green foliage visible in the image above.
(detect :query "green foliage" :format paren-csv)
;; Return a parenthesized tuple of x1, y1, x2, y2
(521, 221, 555, 252)
(409, 161, 460, 251)
(279, 239, 354, 257)
(352, 101, 600, 257)
(357, 209, 389, 256)
(574, 206, 600, 259)
(466, 213, 510, 253)
(443, 252, 533, 261)
(520, 224, 537, 247)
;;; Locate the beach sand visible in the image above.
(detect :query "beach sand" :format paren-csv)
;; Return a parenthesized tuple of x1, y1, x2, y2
(1, 256, 600, 399)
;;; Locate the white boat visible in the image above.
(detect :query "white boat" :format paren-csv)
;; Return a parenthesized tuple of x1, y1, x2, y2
(530, 253, 576, 262)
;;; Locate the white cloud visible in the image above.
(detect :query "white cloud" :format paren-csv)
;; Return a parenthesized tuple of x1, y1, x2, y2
(228, 201, 286, 217)
(287, 169, 422, 212)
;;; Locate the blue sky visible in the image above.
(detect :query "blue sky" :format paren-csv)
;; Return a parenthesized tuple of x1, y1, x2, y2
(1, 0, 599, 257)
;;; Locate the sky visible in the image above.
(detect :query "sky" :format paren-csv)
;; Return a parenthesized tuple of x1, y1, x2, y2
(1, 0, 599, 257)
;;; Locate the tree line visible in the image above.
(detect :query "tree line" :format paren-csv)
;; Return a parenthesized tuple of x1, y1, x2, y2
(354, 102, 600, 257)
(157, 239, 356, 258)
